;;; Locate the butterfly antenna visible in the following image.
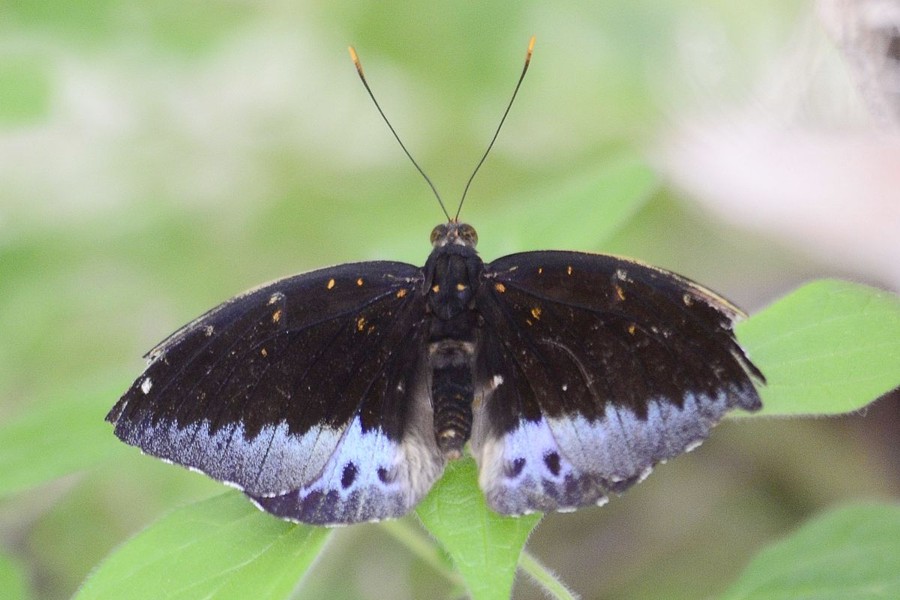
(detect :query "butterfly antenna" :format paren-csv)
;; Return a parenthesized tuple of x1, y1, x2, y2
(455, 35, 535, 221)
(348, 46, 451, 221)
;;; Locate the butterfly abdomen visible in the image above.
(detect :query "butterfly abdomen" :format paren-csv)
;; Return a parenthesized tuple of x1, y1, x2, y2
(430, 356, 475, 459)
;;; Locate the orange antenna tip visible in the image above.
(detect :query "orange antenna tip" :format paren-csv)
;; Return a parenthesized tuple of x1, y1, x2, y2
(348, 46, 363, 75)
(348, 44, 450, 219)
(454, 35, 535, 220)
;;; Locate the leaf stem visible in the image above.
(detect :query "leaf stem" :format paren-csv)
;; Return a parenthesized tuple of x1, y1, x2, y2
(379, 519, 461, 586)
(519, 551, 580, 600)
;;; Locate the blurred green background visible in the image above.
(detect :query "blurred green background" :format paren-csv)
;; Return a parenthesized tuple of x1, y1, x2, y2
(1, 1, 897, 599)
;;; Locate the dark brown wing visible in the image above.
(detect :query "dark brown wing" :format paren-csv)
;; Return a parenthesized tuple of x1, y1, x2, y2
(108, 261, 446, 524)
(471, 251, 763, 515)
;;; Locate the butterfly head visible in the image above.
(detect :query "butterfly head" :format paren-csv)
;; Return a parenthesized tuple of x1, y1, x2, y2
(430, 222, 478, 249)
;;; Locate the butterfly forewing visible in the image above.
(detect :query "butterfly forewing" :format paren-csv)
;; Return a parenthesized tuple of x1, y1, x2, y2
(107, 261, 447, 524)
(471, 251, 763, 515)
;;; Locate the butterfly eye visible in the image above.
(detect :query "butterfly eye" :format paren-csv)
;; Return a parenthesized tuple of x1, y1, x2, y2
(431, 224, 448, 246)
(458, 224, 478, 247)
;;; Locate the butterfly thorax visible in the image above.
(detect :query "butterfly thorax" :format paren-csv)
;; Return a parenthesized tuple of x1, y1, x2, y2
(423, 223, 484, 459)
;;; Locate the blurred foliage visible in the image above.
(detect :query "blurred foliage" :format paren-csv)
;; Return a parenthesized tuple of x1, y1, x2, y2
(721, 504, 900, 600)
(0, 550, 29, 600)
(0, 1, 897, 599)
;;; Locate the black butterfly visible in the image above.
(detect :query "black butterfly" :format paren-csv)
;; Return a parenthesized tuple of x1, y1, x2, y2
(107, 39, 763, 525)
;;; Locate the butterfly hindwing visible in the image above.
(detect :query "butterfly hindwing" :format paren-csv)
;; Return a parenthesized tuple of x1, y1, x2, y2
(107, 261, 446, 524)
(248, 318, 447, 524)
(471, 251, 763, 515)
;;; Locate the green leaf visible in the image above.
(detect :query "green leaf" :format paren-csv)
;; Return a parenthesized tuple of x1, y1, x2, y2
(0, 380, 121, 498)
(721, 504, 900, 600)
(736, 280, 900, 416)
(0, 551, 30, 600)
(378, 519, 459, 586)
(76, 492, 330, 600)
(416, 458, 542, 600)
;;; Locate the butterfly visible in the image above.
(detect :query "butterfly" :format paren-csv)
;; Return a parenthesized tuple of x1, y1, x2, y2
(107, 38, 763, 525)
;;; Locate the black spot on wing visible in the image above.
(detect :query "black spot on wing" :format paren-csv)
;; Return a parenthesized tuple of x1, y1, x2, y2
(506, 457, 526, 479)
(543, 451, 561, 476)
(341, 463, 358, 489)
(377, 467, 392, 484)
